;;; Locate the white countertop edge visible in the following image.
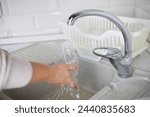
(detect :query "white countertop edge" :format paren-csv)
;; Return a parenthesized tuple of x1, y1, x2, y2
(0, 33, 66, 45)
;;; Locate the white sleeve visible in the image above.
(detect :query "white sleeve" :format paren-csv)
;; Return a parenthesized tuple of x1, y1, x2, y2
(0, 49, 33, 90)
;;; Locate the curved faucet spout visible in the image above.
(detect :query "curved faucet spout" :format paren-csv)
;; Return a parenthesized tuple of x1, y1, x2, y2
(67, 10, 132, 78)
(67, 10, 132, 58)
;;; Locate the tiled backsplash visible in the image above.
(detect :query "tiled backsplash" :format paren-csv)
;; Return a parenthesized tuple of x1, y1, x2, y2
(135, 0, 150, 19)
(6, 0, 58, 15)
(0, 0, 149, 38)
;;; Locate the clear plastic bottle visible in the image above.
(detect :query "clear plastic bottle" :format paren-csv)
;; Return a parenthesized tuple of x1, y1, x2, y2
(48, 41, 79, 100)
(61, 41, 79, 99)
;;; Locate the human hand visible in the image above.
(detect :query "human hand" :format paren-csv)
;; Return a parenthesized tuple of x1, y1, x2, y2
(47, 64, 78, 90)
(30, 62, 78, 91)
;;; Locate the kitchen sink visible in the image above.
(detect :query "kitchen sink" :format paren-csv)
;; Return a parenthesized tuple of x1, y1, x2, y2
(1, 41, 150, 100)
(91, 76, 150, 100)
(2, 57, 115, 100)
(91, 49, 150, 100)
(1, 41, 116, 100)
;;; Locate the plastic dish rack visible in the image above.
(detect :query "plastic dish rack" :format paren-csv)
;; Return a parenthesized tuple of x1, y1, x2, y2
(62, 16, 150, 61)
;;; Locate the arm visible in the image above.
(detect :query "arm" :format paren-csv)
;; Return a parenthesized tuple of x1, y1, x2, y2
(30, 62, 77, 90)
(0, 49, 32, 89)
(0, 49, 77, 90)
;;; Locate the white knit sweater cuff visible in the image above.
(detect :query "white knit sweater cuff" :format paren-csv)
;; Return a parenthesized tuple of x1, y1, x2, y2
(3, 56, 33, 89)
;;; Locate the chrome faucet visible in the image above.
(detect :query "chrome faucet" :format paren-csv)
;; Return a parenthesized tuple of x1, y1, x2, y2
(67, 10, 132, 78)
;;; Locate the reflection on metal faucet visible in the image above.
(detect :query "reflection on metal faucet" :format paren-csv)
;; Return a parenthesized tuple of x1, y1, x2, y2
(67, 10, 132, 78)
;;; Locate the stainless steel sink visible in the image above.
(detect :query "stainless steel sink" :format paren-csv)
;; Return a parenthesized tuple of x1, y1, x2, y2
(90, 50, 150, 100)
(1, 41, 150, 100)
(91, 76, 150, 100)
(1, 42, 115, 100)
(2, 57, 115, 100)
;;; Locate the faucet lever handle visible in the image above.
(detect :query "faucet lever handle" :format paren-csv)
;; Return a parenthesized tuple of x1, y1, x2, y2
(93, 47, 123, 61)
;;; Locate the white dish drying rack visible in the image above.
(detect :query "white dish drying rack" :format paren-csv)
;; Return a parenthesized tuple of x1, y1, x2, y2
(62, 16, 150, 61)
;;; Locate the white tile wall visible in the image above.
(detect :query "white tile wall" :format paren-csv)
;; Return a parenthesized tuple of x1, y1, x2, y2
(0, 0, 10, 15)
(103, 6, 135, 17)
(135, 7, 150, 19)
(35, 13, 62, 30)
(0, 18, 8, 33)
(0, 1, 3, 16)
(7, 0, 58, 15)
(59, 0, 111, 11)
(3, 15, 35, 32)
(110, 0, 135, 7)
(135, 0, 150, 19)
(2, 0, 150, 39)
(136, 0, 150, 7)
